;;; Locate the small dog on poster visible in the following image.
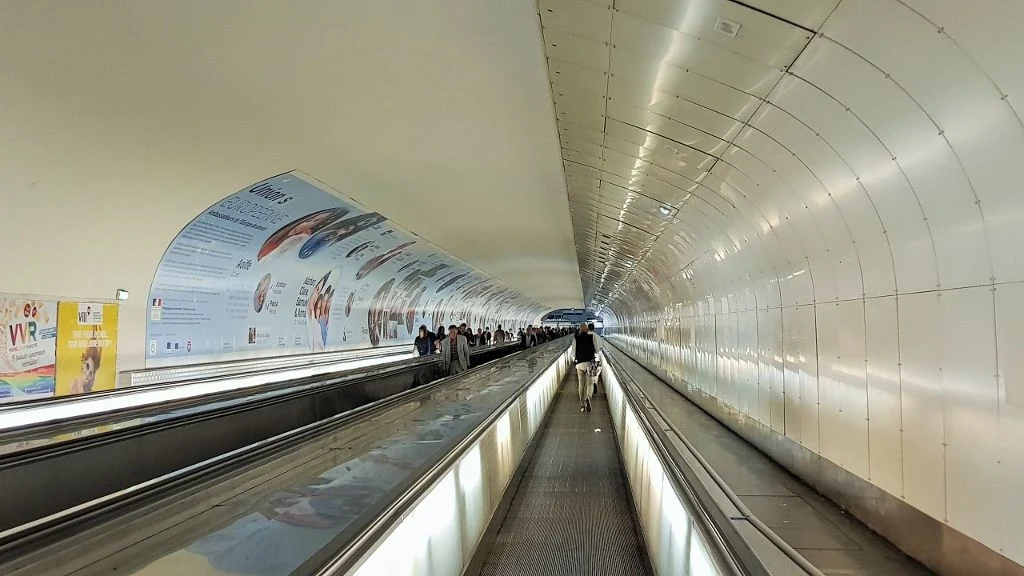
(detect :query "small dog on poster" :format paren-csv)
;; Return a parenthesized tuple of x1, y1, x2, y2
(70, 328, 102, 395)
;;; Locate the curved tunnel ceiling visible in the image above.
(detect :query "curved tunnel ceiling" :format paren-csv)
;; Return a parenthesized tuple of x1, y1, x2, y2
(539, 0, 1023, 316)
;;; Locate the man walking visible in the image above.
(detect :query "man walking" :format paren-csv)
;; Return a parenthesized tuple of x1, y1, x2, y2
(440, 324, 470, 376)
(588, 322, 603, 393)
(570, 322, 597, 413)
(521, 325, 537, 349)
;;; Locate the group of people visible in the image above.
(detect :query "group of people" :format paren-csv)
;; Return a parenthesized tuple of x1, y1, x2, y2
(414, 323, 514, 376)
(412, 320, 604, 414)
(515, 325, 573, 348)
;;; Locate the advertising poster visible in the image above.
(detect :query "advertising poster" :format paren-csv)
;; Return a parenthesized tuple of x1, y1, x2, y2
(55, 302, 119, 397)
(145, 172, 539, 367)
(0, 298, 57, 403)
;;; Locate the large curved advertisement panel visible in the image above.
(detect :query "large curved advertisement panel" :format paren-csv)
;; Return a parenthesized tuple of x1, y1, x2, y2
(146, 172, 540, 367)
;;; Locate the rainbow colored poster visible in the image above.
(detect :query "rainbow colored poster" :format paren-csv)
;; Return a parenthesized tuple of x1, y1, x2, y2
(0, 297, 57, 403)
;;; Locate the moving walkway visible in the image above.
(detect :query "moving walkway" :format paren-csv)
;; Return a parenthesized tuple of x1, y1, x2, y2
(0, 337, 924, 576)
(469, 369, 652, 576)
(0, 340, 570, 576)
(0, 342, 517, 534)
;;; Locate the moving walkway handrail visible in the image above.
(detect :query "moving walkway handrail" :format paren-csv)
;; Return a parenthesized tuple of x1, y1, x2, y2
(603, 347, 769, 576)
(304, 337, 573, 576)
(0, 345, 409, 416)
(606, 344, 827, 576)
(0, 340, 528, 559)
(121, 344, 412, 388)
(0, 355, 426, 441)
(0, 342, 516, 443)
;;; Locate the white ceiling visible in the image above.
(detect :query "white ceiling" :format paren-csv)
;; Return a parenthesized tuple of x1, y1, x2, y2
(0, 0, 584, 319)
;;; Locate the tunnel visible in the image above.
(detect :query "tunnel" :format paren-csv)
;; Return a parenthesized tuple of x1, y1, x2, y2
(1, 1, 1021, 575)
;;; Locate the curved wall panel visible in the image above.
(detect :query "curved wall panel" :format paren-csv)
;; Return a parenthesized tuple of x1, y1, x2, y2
(146, 172, 545, 367)
(540, 0, 1024, 572)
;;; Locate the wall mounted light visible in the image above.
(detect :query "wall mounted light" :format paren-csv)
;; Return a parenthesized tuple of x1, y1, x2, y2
(115, 289, 130, 301)
(658, 205, 671, 216)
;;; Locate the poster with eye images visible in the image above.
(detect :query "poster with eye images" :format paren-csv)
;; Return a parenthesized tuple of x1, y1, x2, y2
(145, 172, 540, 367)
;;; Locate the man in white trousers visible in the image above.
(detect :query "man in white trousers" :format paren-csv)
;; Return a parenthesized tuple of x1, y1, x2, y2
(588, 322, 602, 394)
(570, 322, 597, 413)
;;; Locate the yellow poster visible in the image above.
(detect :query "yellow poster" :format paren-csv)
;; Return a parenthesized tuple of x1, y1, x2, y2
(55, 302, 119, 397)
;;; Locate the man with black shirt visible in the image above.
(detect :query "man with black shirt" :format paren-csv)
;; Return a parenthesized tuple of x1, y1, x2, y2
(521, 325, 537, 349)
(570, 322, 597, 413)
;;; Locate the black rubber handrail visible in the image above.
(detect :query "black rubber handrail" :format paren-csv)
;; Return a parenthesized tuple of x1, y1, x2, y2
(0, 345, 406, 415)
(119, 344, 411, 387)
(0, 358, 427, 470)
(0, 342, 516, 446)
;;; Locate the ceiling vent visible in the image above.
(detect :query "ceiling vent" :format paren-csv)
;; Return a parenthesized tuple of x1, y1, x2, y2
(715, 18, 741, 38)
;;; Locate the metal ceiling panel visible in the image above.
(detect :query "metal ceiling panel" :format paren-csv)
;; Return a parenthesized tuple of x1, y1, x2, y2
(560, 122, 606, 147)
(604, 128, 715, 170)
(607, 99, 731, 155)
(738, 0, 840, 30)
(538, 0, 613, 41)
(554, 91, 608, 124)
(599, 207, 666, 231)
(608, 73, 759, 121)
(555, 104, 606, 131)
(571, 195, 669, 227)
(598, 171, 639, 192)
(600, 182, 676, 211)
(561, 138, 605, 159)
(563, 150, 603, 171)
(647, 96, 745, 139)
(611, 21, 783, 97)
(544, 29, 611, 71)
(548, 58, 608, 94)
(615, 0, 813, 66)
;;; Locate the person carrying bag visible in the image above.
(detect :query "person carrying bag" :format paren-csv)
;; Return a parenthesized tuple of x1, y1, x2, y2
(588, 322, 602, 396)
(570, 323, 597, 413)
